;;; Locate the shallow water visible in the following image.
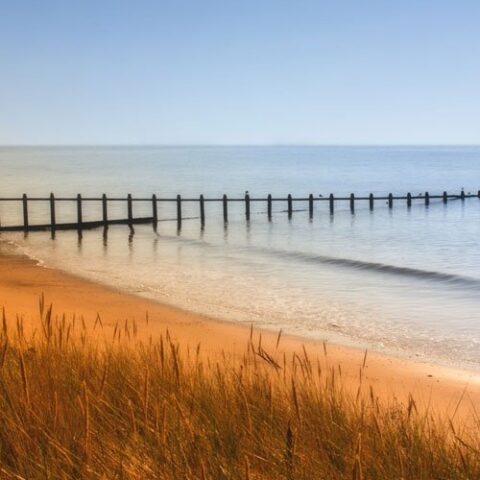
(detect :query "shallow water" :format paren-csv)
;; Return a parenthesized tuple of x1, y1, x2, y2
(1, 146, 479, 370)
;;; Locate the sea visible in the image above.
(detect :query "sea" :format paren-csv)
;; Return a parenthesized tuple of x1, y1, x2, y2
(0, 145, 479, 371)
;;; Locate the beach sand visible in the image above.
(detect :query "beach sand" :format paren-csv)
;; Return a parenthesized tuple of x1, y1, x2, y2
(0, 250, 479, 421)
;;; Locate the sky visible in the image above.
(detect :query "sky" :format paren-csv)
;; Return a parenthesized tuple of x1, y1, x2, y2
(0, 0, 479, 145)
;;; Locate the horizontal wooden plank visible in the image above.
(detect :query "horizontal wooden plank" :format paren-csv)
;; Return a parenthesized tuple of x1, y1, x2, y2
(0, 217, 154, 232)
(0, 193, 474, 202)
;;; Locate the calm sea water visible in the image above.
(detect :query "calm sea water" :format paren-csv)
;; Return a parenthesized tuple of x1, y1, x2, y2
(1, 146, 479, 370)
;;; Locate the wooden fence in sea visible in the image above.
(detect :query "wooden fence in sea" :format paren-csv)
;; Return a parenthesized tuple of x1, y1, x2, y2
(0, 190, 477, 235)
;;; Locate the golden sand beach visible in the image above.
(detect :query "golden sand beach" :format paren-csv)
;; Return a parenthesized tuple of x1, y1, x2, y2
(1, 250, 478, 418)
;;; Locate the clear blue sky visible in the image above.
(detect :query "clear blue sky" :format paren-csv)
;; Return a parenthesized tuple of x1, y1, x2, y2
(1, 0, 479, 145)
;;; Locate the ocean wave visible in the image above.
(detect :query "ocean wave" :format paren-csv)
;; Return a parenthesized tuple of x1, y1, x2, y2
(149, 233, 480, 287)
(246, 245, 480, 287)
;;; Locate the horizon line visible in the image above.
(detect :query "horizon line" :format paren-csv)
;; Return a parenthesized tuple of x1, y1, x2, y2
(1, 143, 480, 148)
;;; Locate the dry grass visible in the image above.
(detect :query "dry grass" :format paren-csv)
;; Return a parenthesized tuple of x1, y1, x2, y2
(0, 299, 479, 479)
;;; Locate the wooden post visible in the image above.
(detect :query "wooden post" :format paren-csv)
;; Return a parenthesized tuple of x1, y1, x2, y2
(407, 192, 412, 207)
(77, 194, 83, 230)
(200, 194, 205, 227)
(369, 193, 374, 210)
(152, 194, 158, 227)
(388, 193, 393, 209)
(461, 189, 465, 201)
(223, 194, 228, 223)
(477, 190, 480, 199)
(267, 194, 272, 221)
(287, 194, 293, 219)
(22, 194, 29, 232)
(443, 191, 448, 204)
(49, 193, 56, 232)
(177, 194, 182, 229)
(329, 194, 334, 214)
(127, 194, 133, 225)
(350, 193, 355, 213)
(425, 192, 430, 206)
(245, 193, 250, 221)
(308, 194, 313, 219)
(102, 194, 108, 226)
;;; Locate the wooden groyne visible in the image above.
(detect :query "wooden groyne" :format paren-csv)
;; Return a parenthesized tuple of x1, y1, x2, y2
(0, 190, 477, 235)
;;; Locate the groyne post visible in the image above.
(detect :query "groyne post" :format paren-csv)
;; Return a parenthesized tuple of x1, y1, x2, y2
(369, 193, 374, 210)
(388, 193, 393, 209)
(267, 194, 272, 221)
(177, 194, 182, 229)
(308, 194, 314, 219)
(102, 194, 108, 226)
(200, 194, 205, 227)
(152, 194, 158, 227)
(127, 194, 133, 226)
(350, 193, 355, 213)
(22, 194, 28, 232)
(49, 193, 56, 233)
(425, 192, 430, 206)
(77, 194, 83, 231)
(245, 193, 250, 221)
(443, 191, 448, 204)
(407, 192, 412, 207)
(329, 194, 334, 214)
(287, 194, 293, 219)
(223, 194, 228, 223)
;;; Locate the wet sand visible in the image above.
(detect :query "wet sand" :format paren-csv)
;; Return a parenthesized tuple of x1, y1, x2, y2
(0, 250, 479, 420)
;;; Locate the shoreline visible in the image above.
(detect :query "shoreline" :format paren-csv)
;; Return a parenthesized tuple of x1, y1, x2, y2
(137, 289, 480, 376)
(11, 234, 480, 376)
(0, 248, 479, 419)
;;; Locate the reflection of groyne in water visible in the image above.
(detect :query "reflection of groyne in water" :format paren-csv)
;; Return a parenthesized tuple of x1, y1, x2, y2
(0, 189, 477, 238)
